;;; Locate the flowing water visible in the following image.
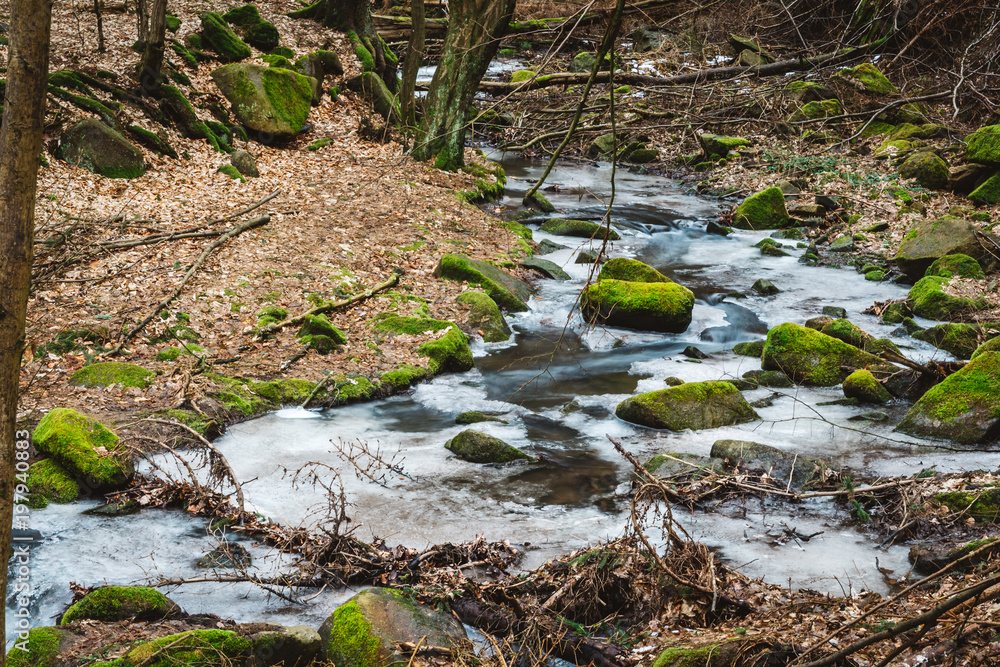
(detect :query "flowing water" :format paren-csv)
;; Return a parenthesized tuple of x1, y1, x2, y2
(11, 155, 1000, 644)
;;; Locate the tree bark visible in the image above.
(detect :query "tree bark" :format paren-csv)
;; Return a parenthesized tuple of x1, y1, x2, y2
(400, 0, 426, 129)
(0, 0, 52, 664)
(411, 0, 517, 170)
(138, 0, 168, 93)
(94, 0, 105, 52)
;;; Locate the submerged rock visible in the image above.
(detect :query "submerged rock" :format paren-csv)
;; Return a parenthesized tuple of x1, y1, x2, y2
(444, 429, 531, 463)
(580, 279, 695, 333)
(521, 257, 570, 281)
(33, 408, 134, 491)
(761, 323, 890, 386)
(319, 588, 468, 666)
(615, 381, 759, 431)
(896, 351, 1000, 444)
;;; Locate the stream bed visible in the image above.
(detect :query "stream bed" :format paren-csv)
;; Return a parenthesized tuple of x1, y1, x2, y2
(10, 155, 1000, 644)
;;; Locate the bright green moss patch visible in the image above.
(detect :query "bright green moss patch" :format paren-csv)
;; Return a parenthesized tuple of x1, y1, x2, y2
(966, 124, 1000, 165)
(598, 257, 670, 283)
(581, 279, 694, 333)
(539, 218, 620, 240)
(732, 187, 790, 230)
(523, 190, 555, 212)
(616, 381, 758, 431)
(70, 361, 154, 388)
(972, 336, 1000, 360)
(651, 643, 722, 667)
(445, 429, 532, 463)
(762, 322, 889, 386)
(732, 340, 765, 357)
(909, 275, 987, 320)
(698, 134, 749, 158)
(788, 98, 841, 122)
(969, 171, 1000, 206)
(457, 290, 510, 342)
(256, 305, 288, 328)
(111, 629, 252, 667)
(837, 63, 898, 94)
(201, 12, 251, 62)
(296, 314, 347, 353)
(252, 378, 316, 405)
(433, 254, 532, 312)
(322, 600, 381, 667)
(6, 626, 65, 667)
(372, 313, 473, 374)
(842, 369, 891, 404)
(61, 586, 180, 625)
(308, 137, 333, 150)
(935, 489, 1000, 522)
(926, 254, 984, 279)
(913, 323, 989, 359)
(33, 408, 133, 490)
(379, 364, 427, 390)
(26, 459, 79, 509)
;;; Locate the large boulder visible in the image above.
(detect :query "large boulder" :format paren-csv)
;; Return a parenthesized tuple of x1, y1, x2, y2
(61, 586, 181, 624)
(909, 275, 987, 320)
(926, 254, 984, 279)
(580, 279, 694, 333)
(710, 439, 826, 491)
(319, 588, 468, 667)
(211, 63, 314, 138)
(615, 381, 759, 431)
(444, 429, 532, 463)
(966, 124, 1000, 166)
(201, 12, 251, 62)
(969, 171, 1000, 206)
(433, 254, 533, 312)
(33, 408, 134, 490)
(761, 323, 891, 386)
(731, 187, 790, 230)
(899, 151, 948, 190)
(896, 352, 1000, 445)
(893, 217, 999, 280)
(57, 119, 145, 179)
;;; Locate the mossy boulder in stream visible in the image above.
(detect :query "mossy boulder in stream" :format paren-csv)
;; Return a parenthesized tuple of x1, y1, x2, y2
(372, 314, 473, 374)
(61, 586, 181, 624)
(211, 63, 314, 137)
(33, 408, 134, 490)
(581, 279, 694, 333)
(319, 588, 468, 667)
(913, 323, 993, 359)
(540, 218, 620, 240)
(6, 626, 71, 667)
(456, 291, 510, 342)
(893, 218, 998, 280)
(896, 351, 1000, 444)
(909, 275, 987, 320)
(842, 369, 891, 404)
(445, 429, 532, 463)
(615, 381, 759, 431)
(761, 323, 890, 386)
(25, 459, 79, 508)
(57, 119, 146, 179)
(815, 318, 900, 356)
(598, 257, 670, 283)
(434, 254, 533, 312)
(731, 187, 790, 230)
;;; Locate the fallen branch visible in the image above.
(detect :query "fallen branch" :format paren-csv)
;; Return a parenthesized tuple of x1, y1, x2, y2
(256, 267, 404, 337)
(110, 214, 270, 354)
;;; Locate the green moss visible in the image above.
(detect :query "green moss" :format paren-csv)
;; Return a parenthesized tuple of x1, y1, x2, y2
(732, 187, 790, 230)
(732, 340, 765, 357)
(909, 275, 987, 320)
(581, 279, 694, 333)
(523, 191, 555, 212)
(456, 411, 508, 425)
(252, 378, 316, 404)
(860, 120, 896, 139)
(256, 305, 288, 328)
(972, 336, 1000, 360)
(445, 429, 531, 463)
(33, 408, 133, 489)
(61, 586, 178, 625)
(457, 291, 510, 342)
(245, 21, 280, 52)
(969, 171, 1000, 206)
(126, 125, 178, 159)
(935, 489, 1000, 522)
(165, 14, 180, 31)
(615, 381, 758, 431)
(899, 151, 948, 190)
(221, 4, 261, 28)
(157, 408, 216, 436)
(157, 346, 182, 361)
(324, 600, 381, 667)
(308, 137, 333, 150)
(433, 254, 531, 312)
(926, 254, 984, 279)
(510, 69, 535, 82)
(698, 134, 749, 158)
(598, 257, 669, 283)
(966, 124, 1000, 165)
(296, 314, 347, 353)
(837, 63, 898, 94)
(652, 644, 722, 667)
(842, 369, 891, 404)
(348, 30, 375, 71)
(788, 98, 841, 122)
(6, 627, 64, 667)
(539, 218, 620, 240)
(206, 373, 271, 416)
(112, 629, 251, 667)
(35, 327, 110, 358)
(26, 459, 79, 508)
(762, 322, 889, 386)
(70, 361, 154, 388)
(373, 314, 473, 374)
(218, 164, 245, 182)
(913, 323, 988, 359)
(201, 12, 251, 62)
(379, 364, 428, 390)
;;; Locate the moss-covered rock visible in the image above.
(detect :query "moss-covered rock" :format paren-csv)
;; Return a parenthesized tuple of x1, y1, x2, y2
(899, 151, 948, 190)
(70, 361, 154, 388)
(969, 171, 1000, 206)
(896, 352, 1000, 444)
(836, 63, 898, 94)
(788, 98, 841, 123)
(972, 336, 1000, 360)
(539, 218, 620, 240)
(319, 588, 468, 667)
(218, 164, 244, 182)
(581, 279, 694, 333)
(444, 429, 531, 463)
(697, 133, 749, 159)
(433, 254, 533, 312)
(934, 492, 1000, 523)
(295, 314, 347, 353)
(26, 459, 79, 508)
(761, 322, 890, 386)
(252, 378, 316, 405)
(913, 323, 991, 359)
(245, 20, 280, 52)
(615, 381, 758, 431)
(842, 369, 891, 404)
(61, 586, 181, 624)
(455, 411, 508, 425)
(256, 305, 288, 328)
(106, 629, 253, 666)
(732, 187, 790, 230)
(711, 439, 826, 491)
(33, 408, 134, 490)
(230, 150, 259, 177)
(6, 626, 69, 667)
(343, 71, 399, 123)
(126, 125, 177, 159)
(372, 313, 473, 374)
(740, 369, 793, 388)
(456, 291, 510, 342)
(57, 119, 145, 179)
(893, 217, 997, 280)
(201, 12, 251, 62)
(598, 257, 670, 283)
(966, 124, 1000, 166)
(785, 80, 835, 103)
(211, 63, 314, 138)
(818, 318, 899, 356)
(379, 364, 428, 391)
(909, 275, 987, 320)
(521, 257, 570, 281)
(926, 254, 984, 279)
(732, 340, 765, 357)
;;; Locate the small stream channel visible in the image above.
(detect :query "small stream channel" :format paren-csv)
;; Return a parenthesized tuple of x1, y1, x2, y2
(10, 155, 1000, 645)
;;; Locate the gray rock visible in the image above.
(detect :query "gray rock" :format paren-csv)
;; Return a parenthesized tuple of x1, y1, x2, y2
(822, 306, 847, 319)
(230, 150, 259, 177)
(521, 257, 570, 280)
(828, 235, 855, 252)
(751, 278, 779, 296)
(57, 119, 146, 179)
(615, 381, 759, 431)
(894, 217, 1000, 280)
(198, 542, 252, 569)
(710, 439, 825, 491)
(537, 239, 567, 254)
(211, 63, 315, 137)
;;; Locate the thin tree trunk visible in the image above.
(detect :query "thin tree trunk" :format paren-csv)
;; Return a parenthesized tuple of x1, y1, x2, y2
(139, 0, 167, 93)
(400, 0, 425, 129)
(0, 0, 52, 664)
(412, 0, 517, 170)
(136, 0, 149, 47)
(94, 0, 105, 52)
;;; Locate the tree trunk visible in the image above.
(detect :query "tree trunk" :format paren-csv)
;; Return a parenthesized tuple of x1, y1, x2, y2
(94, 0, 105, 52)
(411, 0, 517, 170)
(0, 0, 52, 664)
(138, 0, 167, 93)
(136, 0, 149, 47)
(400, 0, 426, 129)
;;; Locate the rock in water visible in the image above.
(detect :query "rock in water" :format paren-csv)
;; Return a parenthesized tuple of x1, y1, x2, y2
(761, 322, 890, 386)
(211, 63, 314, 138)
(842, 369, 891, 404)
(580, 279, 695, 333)
(444, 430, 531, 463)
(615, 381, 759, 430)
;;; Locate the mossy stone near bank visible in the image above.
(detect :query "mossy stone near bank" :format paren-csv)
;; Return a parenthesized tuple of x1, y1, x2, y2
(969, 171, 1000, 206)
(101, 628, 253, 667)
(58, 119, 146, 179)
(456, 291, 511, 342)
(732, 187, 790, 230)
(6, 626, 68, 667)
(445, 429, 532, 463)
(899, 151, 948, 190)
(26, 459, 79, 508)
(61, 586, 181, 624)
(761, 323, 890, 386)
(913, 322, 993, 359)
(909, 275, 987, 320)
(926, 254, 984, 279)
(434, 254, 533, 312)
(70, 361, 154, 388)
(296, 314, 347, 353)
(581, 279, 694, 333)
(616, 381, 759, 431)
(842, 369, 891, 404)
(33, 408, 134, 490)
(372, 313, 473, 374)
(539, 218, 620, 240)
